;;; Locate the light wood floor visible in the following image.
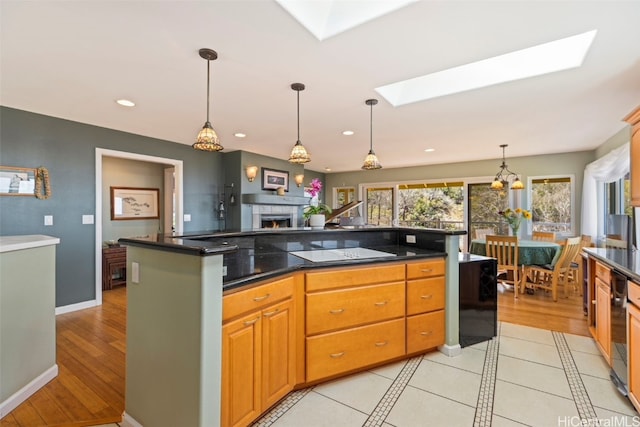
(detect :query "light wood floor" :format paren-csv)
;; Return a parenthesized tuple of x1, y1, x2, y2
(1, 283, 588, 426)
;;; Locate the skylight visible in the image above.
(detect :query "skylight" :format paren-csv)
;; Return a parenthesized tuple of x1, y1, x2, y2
(275, 0, 417, 41)
(375, 30, 598, 107)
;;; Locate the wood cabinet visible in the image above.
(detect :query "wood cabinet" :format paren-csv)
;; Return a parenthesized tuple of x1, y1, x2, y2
(222, 276, 296, 427)
(626, 105, 640, 206)
(406, 259, 446, 354)
(595, 273, 611, 364)
(304, 264, 406, 382)
(628, 281, 640, 411)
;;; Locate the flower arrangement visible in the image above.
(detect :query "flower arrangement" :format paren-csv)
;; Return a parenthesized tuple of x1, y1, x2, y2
(498, 208, 532, 234)
(303, 178, 332, 219)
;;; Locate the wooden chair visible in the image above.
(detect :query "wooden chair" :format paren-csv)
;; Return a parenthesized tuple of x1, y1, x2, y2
(605, 237, 627, 249)
(486, 235, 521, 299)
(568, 234, 592, 295)
(522, 236, 581, 301)
(532, 231, 556, 242)
(474, 227, 495, 240)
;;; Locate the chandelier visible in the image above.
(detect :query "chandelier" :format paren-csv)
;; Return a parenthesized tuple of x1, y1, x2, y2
(193, 48, 223, 152)
(491, 144, 523, 190)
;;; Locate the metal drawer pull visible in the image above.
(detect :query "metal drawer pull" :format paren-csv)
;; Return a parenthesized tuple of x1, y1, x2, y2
(375, 341, 388, 347)
(374, 301, 388, 306)
(421, 268, 434, 273)
(253, 293, 271, 302)
(263, 309, 279, 317)
(420, 331, 433, 336)
(243, 317, 260, 326)
(330, 352, 345, 358)
(421, 294, 433, 299)
(329, 308, 345, 314)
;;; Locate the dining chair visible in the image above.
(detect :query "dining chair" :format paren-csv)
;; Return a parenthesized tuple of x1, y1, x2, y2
(522, 236, 581, 301)
(485, 235, 521, 299)
(532, 230, 556, 242)
(605, 237, 627, 249)
(474, 227, 495, 240)
(568, 234, 592, 295)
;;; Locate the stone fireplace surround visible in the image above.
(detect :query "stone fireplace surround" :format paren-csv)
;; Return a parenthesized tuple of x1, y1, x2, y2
(252, 204, 300, 229)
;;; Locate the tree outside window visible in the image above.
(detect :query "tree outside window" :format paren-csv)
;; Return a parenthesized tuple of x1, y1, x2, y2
(530, 177, 572, 233)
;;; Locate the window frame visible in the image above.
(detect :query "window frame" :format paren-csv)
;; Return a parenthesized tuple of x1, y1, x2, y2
(526, 174, 575, 237)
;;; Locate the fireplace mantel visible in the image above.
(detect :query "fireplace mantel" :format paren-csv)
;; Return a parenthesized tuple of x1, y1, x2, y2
(242, 194, 309, 206)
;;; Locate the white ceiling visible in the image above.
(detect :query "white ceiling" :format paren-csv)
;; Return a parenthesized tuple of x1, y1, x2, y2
(2, 0, 639, 173)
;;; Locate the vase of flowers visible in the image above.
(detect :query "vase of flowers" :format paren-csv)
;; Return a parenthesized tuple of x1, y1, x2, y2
(498, 208, 531, 236)
(304, 178, 332, 229)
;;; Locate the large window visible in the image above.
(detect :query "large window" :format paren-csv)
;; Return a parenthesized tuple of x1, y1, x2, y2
(603, 172, 631, 237)
(529, 176, 574, 234)
(397, 182, 464, 230)
(366, 187, 393, 226)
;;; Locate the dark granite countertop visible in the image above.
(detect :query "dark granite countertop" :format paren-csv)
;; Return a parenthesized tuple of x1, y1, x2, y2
(583, 247, 640, 283)
(120, 227, 463, 291)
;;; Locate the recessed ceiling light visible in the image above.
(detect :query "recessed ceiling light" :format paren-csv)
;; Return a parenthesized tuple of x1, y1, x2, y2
(234, 133, 247, 138)
(324, 167, 332, 172)
(275, 0, 417, 41)
(424, 148, 435, 152)
(116, 99, 135, 107)
(376, 30, 597, 106)
(342, 130, 354, 136)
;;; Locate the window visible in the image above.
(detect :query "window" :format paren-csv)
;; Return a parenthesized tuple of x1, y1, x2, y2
(366, 187, 393, 226)
(603, 172, 631, 236)
(397, 182, 464, 230)
(529, 176, 573, 233)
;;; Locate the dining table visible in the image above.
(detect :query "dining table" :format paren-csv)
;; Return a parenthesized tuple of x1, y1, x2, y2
(469, 238, 563, 267)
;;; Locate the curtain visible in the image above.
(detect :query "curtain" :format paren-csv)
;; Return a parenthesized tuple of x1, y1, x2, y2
(581, 142, 630, 239)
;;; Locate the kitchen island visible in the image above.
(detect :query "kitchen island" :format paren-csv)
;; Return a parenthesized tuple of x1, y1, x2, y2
(119, 227, 463, 427)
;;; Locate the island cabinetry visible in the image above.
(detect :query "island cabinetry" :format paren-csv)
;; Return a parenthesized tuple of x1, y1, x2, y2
(406, 259, 446, 354)
(222, 276, 296, 427)
(305, 264, 406, 382)
(594, 261, 611, 364)
(628, 281, 640, 411)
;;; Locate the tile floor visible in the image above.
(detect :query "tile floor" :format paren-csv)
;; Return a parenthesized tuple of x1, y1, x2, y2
(97, 322, 639, 427)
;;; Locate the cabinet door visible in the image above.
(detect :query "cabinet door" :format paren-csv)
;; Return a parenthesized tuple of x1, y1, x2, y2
(261, 298, 296, 410)
(221, 312, 262, 427)
(595, 278, 611, 364)
(628, 302, 640, 411)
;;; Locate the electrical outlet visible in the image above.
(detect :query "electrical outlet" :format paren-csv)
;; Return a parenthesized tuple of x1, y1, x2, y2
(406, 235, 416, 244)
(82, 215, 94, 224)
(184, 214, 191, 222)
(44, 215, 53, 226)
(222, 265, 227, 276)
(131, 262, 140, 283)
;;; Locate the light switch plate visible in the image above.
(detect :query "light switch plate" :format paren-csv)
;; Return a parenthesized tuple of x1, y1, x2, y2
(44, 215, 53, 226)
(406, 235, 416, 244)
(132, 262, 140, 283)
(184, 214, 191, 222)
(82, 215, 94, 224)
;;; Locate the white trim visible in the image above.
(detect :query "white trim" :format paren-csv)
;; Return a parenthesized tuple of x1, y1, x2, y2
(95, 148, 184, 307)
(121, 412, 144, 427)
(438, 344, 462, 357)
(55, 299, 98, 315)
(0, 365, 58, 417)
(526, 174, 576, 236)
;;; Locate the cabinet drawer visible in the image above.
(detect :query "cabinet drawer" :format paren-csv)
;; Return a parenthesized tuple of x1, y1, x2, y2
(306, 264, 405, 292)
(407, 277, 445, 315)
(595, 261, 611, 284)
(306, 282, 405, 335)
(406, 310, 445, 354)
(223, 276, 294, 322)
(406, 259, 445, 280)
(306, 318, 405, 382)
(630, 280, 640, 308)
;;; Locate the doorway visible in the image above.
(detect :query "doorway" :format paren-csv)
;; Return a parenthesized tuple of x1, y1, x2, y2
(95, 148, 183, 306)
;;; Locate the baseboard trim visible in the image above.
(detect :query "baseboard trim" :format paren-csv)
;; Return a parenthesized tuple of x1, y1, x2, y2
(0, 364, 58, 417)
(55, 299, 98, 315)
(438, 343, 462, 357)
(121, 412, 144, 427)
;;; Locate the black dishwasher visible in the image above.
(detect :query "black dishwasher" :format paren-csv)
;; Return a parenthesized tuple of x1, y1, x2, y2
(459, 253, 498, 347)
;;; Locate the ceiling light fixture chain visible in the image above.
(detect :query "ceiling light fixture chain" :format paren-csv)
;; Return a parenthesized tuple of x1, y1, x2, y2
(362, 98, 381, 170)
(193, 48, 224, 152)
(288, 82, 311, 164)
(490, 144, 523, 190)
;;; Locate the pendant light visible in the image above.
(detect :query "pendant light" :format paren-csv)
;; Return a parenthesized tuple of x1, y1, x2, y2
(490, 144, 523, 190)
(193, 48, 223, 152)
(362, 98, 382, 170)
(288, 83, 311, 164)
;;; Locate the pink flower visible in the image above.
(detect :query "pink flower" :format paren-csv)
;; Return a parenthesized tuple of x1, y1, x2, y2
(308, 178, 322, 197)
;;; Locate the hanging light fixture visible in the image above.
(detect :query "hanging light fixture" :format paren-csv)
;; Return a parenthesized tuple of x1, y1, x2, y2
(193, 48, 223, 152)
(362, 99, 382, 170)
(288, 83, 311, 164)
(491, 144, 523, 190)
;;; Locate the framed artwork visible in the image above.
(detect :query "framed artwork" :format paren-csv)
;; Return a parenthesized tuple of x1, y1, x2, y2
(110, 187, 160, 220)
(261, 168, 289, 191)
(0, 166, 36, 196)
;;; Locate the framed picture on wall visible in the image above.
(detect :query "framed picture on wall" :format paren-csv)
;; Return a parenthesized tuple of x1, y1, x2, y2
(110, 187, 160, 220)
(261, 168, 289, 191)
